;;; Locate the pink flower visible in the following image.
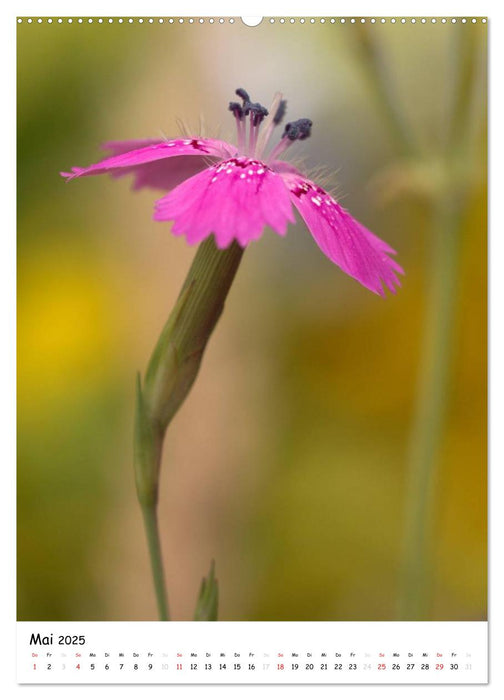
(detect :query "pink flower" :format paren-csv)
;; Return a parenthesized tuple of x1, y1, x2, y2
(62, 89, 403, 296)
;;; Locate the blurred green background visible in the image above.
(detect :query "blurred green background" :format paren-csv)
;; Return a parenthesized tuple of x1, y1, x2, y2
(17, 18, 486, 621)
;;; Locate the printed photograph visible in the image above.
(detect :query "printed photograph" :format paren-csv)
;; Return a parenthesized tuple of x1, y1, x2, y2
(17, 17, 486, 622)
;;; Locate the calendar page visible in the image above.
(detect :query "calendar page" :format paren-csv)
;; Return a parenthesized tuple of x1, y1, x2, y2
(16, 7, 488, 687)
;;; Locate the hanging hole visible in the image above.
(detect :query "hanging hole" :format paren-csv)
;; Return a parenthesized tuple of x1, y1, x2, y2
(241, 17, 263, 27)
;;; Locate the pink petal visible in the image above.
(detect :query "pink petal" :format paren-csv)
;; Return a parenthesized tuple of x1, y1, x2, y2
(283, 175, 404, 296)
(271, 160, 303, 176)
(154, 157, 295, 248)
(101, 139, 167, 154)
(60, 138, 237, 192)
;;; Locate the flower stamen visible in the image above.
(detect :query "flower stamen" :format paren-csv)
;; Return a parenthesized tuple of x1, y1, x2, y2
(267, 135, 291, 162)
(231, 88, 269, 157)
(235, 87, 251, 104)
(283, 118, 313, 141)
(246, 103, 268, 156)
(228, 101, 246, 151)
(256, 94, 287, 159)
(267, 118, 313, 163)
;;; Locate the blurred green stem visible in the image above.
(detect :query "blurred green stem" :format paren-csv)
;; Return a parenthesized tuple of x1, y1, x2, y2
(354, 25, 416, 158)
(398, 26, 479, 619)
(398, 193, 463, 619)
(134, 236, 244, 620)
(141, 504, 170, 620)
(353, 26, 479, 619)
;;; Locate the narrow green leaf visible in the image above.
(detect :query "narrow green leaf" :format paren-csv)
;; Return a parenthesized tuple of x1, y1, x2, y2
(194, 560, 219, 621)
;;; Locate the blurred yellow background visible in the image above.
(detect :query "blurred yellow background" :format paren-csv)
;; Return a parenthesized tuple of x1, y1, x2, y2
(17, 18, 486, 621)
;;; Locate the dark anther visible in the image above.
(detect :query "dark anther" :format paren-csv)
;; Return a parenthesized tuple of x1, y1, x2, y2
(273, 100, 287, 126)
(283, 118, 313, 141)
(232, 88, 268, 126)
(229, 101, 244, 120)
(235, 88, 251, 103)
(248, 102, 269, 126)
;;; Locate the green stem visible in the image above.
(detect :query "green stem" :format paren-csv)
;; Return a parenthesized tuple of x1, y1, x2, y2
(141, 504, 170, 620)
(353, 25, 416, 158)
(352, 23, 480, 620)
(134, 236, 244, 620)
(398, 194, 463, 619)
(397, 26, 480, 619)
(447, 26, 480, 153)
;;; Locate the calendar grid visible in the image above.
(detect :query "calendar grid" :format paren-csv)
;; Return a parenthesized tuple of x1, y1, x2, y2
(17, 621, 488, 684)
